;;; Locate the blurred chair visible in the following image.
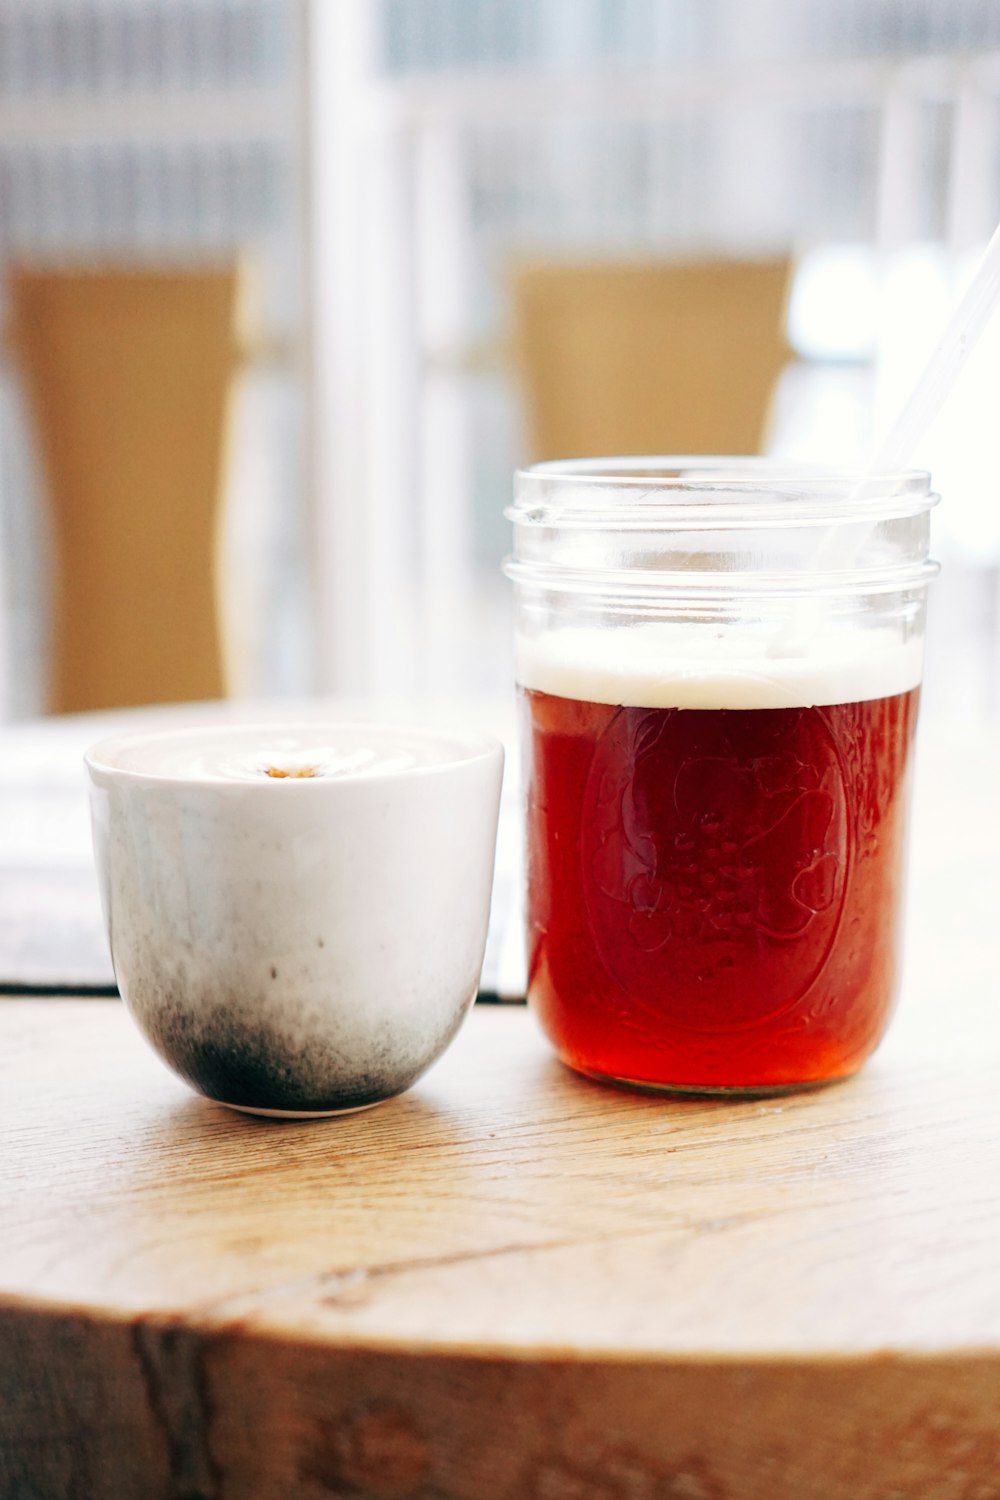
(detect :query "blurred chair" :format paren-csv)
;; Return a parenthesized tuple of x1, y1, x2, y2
(510, 257, 792, 460)
(5, 265, 240, 713)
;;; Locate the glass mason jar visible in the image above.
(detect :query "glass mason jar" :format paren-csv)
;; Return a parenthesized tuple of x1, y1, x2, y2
(505, 458, 938, 1095)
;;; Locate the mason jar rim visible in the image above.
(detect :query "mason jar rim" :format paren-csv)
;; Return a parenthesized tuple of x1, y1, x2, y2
(513, 456, 936, 525)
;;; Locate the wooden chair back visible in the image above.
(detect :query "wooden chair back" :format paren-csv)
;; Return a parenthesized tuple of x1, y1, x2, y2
(511, 257, 792, 461)
(6, 265, 239, 713)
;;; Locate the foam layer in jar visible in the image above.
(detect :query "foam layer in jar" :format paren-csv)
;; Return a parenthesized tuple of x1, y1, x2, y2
(515, 624, 923, 709)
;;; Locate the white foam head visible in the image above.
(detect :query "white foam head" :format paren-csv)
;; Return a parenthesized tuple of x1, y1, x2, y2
(87, 723, 487, 783)
(515, 624, 922, 710)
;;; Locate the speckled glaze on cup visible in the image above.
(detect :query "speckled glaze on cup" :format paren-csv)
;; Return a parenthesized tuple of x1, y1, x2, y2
(85, 723, 504, 1117)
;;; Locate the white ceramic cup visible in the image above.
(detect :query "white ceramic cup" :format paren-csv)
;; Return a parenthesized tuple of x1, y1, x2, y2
(85, 722, 504, 1117)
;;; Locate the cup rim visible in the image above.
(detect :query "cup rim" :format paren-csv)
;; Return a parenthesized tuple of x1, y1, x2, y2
(84, 720, 504, 788)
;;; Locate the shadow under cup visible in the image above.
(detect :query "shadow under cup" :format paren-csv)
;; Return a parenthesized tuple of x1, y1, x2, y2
(506, 458, 938, 1095)
(85, 723, 503, 1117)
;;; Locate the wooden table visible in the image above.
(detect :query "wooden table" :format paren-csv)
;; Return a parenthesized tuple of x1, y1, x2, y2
(2, 729, 1000, 1499)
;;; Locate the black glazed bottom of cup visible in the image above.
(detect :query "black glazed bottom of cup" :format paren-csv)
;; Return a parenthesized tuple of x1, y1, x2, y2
(127, 991, 471, 1117)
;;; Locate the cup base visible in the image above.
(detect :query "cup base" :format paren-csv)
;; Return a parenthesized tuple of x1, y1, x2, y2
(217, 1098, 383, 1120)
(573, 1063, 850, 1101)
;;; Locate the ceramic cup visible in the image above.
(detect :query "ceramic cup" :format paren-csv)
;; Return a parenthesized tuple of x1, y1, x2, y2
(85, 722, 504, 1117)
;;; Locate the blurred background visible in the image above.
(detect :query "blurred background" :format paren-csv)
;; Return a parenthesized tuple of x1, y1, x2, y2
(2, 0, 1000, 726)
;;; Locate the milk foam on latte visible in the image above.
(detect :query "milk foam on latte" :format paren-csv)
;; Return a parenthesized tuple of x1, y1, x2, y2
(515, 623, 923, 710)
(85, 718, 504, 1117)
(95, 724, 472, 782)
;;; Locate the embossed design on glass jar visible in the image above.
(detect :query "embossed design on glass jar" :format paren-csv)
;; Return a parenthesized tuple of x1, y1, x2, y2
(581, 704, 851, 1032)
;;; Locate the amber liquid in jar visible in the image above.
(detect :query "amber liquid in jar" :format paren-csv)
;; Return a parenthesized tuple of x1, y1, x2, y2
(521, 643, 920, 1092)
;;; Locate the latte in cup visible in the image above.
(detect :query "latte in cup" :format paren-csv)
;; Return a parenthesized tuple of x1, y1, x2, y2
(86, 723, 504, 1117)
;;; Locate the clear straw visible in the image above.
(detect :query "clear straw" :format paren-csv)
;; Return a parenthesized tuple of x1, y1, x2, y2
(773, 219, 1000, 654)
(857, 216, 1000, 490)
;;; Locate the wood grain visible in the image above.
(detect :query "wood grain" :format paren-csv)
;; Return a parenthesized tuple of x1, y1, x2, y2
(3, 974, 1000, 1500)
(1, 724, 999, 1497)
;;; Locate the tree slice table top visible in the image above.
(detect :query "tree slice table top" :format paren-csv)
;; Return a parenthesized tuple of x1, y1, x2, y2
(2, 724, 999, 1499)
